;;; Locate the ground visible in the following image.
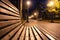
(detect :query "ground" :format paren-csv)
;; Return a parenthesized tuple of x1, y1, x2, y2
(25, 19, 60, 40)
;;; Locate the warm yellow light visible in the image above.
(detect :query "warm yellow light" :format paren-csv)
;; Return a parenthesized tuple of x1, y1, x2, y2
(31, 15, 34, 17)
(29, 17, 31, 19)
(26, 1, 31, 6)
(47, 1, 54, 7)
(29, 15, 34, 18)
(34, 13, 37, 16)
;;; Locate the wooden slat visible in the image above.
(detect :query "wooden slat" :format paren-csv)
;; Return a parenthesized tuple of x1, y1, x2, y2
(25, 27, 29, 40)
(34, 26, 48, 40)
(29, 27, 35, 40)
(0, 14, 20, 19)
(0, 22, 21, 38)
(1, 0, 19, 13)
(19, 26, 27, 40)
(0, 8, 19, 17)
(0, 2, 19, 14)
(36, 26, 55, 40)
(11, 26, 24, 40)
(0, 20, 20, 27)
(0, 0, 23, 40)
(32, 27, 41, 40)
(1, 22, 21, 40)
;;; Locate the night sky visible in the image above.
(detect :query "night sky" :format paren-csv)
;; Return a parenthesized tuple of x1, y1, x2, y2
(29, 0, 47, 11)
(9, 0, 47, 15)
(9, 0, 47, 9)
(29, 0, 47, 15)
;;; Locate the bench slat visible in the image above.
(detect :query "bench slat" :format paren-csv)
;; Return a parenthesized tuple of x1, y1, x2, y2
(0, 22, 20, 38)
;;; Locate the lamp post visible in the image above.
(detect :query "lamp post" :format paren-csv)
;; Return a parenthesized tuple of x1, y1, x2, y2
(26, 0, 31, 22)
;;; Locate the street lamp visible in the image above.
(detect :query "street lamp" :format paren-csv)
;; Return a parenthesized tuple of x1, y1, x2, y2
(34, 11, 39, 20)
(34, 12, 37, 19)
(26, 1, 31, 7)
(34, 12, 37, 16)
(26, 0, 31, 22)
